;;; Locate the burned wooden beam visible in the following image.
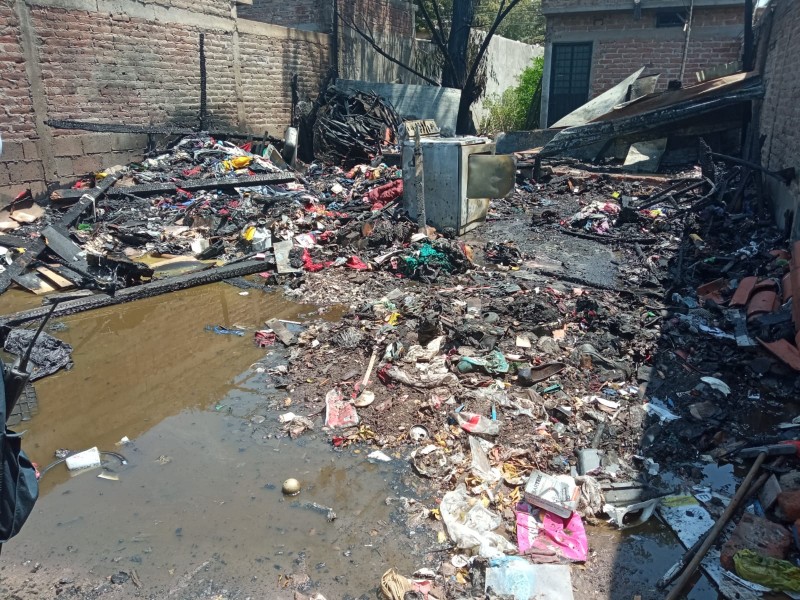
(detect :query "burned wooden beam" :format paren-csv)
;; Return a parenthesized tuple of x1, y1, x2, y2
(57, 173, 120, 227)
(0, 234, 37, 250)
(540, 77, 764, 158)
(0, 239, 46, 295)
(0, 259, 273, 327)
(51, 171, 297, 201)
(45, 119, 282, 143)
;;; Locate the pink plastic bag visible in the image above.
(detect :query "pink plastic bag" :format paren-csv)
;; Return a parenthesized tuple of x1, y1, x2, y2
(516, 503, 588, 562)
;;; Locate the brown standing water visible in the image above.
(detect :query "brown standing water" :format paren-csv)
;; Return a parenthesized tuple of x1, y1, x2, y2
(0, 283, 430, 599)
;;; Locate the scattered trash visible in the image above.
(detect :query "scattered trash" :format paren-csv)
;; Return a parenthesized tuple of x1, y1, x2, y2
(484, 557, 575, 600)
(523, 471, 580, 519)
(733, 549, 800, 592)
(324, 388, 359, 428)
(65, 447, 102, 472)
(282, 478, 301, 496)
(440, 483, 516, 558)
(516, 503, 589, 562)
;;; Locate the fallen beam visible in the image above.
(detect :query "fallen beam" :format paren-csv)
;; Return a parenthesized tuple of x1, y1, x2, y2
(57, 173, 120, 227)
(45, 119, 282, 143)
(0, 259, 273, 327)
(540, 79, 764, 158)
(51, 171, 296, 201)
(0, 239, 46, 295)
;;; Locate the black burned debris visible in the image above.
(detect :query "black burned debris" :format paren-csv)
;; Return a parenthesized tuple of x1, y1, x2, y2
(2, 78, 800, 600)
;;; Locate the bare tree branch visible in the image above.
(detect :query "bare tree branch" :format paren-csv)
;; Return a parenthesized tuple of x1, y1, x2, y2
(463, 0, 523, 96)
(417, 1, 458, 80)
(430, 0, 449, 44)
(338, 13, 440, 86)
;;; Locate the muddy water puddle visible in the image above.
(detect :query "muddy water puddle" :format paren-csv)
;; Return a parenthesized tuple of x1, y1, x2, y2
(2, 282, 428, 598)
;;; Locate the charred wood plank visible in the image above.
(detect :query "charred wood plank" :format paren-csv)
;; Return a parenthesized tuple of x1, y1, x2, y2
(45, 119, 282, 143)
(0, 259, 273, 326)
(52, 171, 296, 201)
(57, 173, 120, 227)
(0, 239, 46, 295)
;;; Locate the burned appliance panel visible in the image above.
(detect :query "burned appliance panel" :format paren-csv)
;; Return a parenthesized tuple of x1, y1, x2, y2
(402, 137, 514, 236)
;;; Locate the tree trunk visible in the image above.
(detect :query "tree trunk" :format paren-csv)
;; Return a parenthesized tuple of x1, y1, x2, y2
(443, 0, 476, 89)
(456, 84, 477, 134)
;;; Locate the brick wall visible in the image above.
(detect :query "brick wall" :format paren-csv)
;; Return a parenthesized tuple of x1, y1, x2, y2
(0, 1, 41, 193)
(758, 0, 800, 236)
(33, 8, 203, 127)
(545, 5, 743, 99)
(0, 0, 331, 202)
(238, 27, 331, 135)
(239, 0, 331, 31)
(340, 0, 415, 37)
(543, 0, 743, 14)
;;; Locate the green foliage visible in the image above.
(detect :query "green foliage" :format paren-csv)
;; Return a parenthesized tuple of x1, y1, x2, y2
(480, 56, 544, 134)
(475, 0, 546, 45)
(416, 0, 546, 45)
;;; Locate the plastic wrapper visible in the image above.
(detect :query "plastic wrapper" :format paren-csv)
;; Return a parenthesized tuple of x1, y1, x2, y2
(439, 484, 515, 558)
(734, 549, 800, 592)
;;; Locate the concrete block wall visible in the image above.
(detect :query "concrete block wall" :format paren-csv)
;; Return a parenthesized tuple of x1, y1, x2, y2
(758, 0, 800, 237)
(0, 0, 330, 204)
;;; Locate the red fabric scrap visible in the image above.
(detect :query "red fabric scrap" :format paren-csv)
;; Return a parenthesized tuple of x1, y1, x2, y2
(346, 256, 370, 270)
(365, 179, 403, 210)
(317, 231, 336, 244)
(301, 248, 331, 272)
(377, 363, 392, 385)
(182, 166, 202, 177)
(254, 330, 276, 348)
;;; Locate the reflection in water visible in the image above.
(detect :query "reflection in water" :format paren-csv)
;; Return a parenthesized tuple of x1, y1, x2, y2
(2, 282, 416, 598)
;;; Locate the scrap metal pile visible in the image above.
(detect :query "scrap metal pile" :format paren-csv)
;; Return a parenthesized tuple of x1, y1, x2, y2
(312, 87, 402, 166)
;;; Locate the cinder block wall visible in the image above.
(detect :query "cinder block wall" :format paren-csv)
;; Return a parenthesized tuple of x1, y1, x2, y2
(0, 0, 330, 203)
(758, 0, 800, 238)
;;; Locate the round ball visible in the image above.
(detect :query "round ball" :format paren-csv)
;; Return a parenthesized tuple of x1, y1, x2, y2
(282, 478, 301, 495)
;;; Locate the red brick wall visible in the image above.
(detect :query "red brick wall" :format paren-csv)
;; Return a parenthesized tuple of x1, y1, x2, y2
(239, 0, 414, 35)
(0, 0, 331, 200)
(0, 2, 36, 141)
(0, 1, 42, 192)
(547, 6, 743, 96)
(32, 8, 203, 127)
(758, 0, 800, 233)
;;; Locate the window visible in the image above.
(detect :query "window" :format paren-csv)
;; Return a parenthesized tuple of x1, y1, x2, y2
(656, 10, 688, 27)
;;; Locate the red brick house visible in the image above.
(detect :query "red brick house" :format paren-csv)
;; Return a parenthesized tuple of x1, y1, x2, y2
(539, 0, 746, 126)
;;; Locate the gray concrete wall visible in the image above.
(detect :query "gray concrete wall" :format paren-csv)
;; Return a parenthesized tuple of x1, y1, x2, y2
(473, 34, 544, 129)
(336, 80, 461, 132)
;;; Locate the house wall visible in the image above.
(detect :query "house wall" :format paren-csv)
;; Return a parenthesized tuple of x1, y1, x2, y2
(540, 4, 744, 125)
(0, 0, 330, 203)
(757, 0, 800, 238)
